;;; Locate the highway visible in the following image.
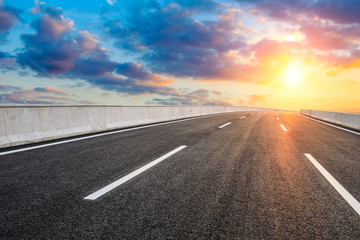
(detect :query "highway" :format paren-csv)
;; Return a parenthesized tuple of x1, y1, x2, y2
(1, 111, 360, 239)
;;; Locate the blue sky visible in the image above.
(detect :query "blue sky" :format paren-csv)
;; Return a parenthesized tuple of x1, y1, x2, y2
(1, 0, 360, 111)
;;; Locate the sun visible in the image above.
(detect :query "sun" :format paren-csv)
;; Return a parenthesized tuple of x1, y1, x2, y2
(282, 35, 297, 41)
(283, 63, 301, 85)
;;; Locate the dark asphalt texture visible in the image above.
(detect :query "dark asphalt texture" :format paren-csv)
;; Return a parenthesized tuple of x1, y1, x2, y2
(1, 112, 360, 239)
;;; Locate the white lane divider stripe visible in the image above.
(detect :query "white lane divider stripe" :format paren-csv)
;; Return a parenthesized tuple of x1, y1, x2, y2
(84, 146, 187, 200)
(299, 113, 360, 137)
(280, 124, 287, 131)
(304, 154, 360, 216)
(277, 117, 279, 120)
(240, 116, 246, 119)
(219, 122, 232, 128)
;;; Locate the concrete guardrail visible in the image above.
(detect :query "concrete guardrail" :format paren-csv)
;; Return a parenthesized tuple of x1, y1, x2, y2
(0, 105, 283, 149)
(301, 109, 360, 131)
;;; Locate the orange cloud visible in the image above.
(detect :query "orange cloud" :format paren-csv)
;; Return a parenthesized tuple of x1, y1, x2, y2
(248, 94, 270, 105)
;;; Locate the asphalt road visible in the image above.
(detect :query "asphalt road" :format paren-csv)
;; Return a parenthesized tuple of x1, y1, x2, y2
(1, 111, 360, 239)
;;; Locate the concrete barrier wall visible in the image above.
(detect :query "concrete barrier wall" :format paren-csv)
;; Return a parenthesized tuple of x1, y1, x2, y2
(301, 109, 360, 131)
(0, 105, 281, 149)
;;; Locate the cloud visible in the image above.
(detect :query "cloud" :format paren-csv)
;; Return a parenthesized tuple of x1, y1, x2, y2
(206, 38, 305, 83)
(0, 51, 17, 71)
(212, 90, 221, 95)
(106, 0, 117, 6)
(33, 86, 67, 95)
(248, 94, 270, 105)
(86, 73, 179, 96)
(0, 3, 21, 43)
(0, 84, 18, 91)
(299, 22, 360, 51)
(15, 5, 180, 97)
(243, 1, 360, 72)
(309, 0, 360, 24)
(251, 39, 300, 63)
(315, 51, 360, 70)
(177, 0, 221, 13)
(17, 6, 76, 74)
(0, 85, 92, 104)
(105, 4, 247, 80)
(241, 24, 360, 74)
(146, 88, 232, 106)
(17, 70, 29, 76)
(29, 0, 46, 15)
(245, 0, 360, 25)
(18, 7, 117, 77)
(117, 62, 173, 86)
(245, 0, 309, 23)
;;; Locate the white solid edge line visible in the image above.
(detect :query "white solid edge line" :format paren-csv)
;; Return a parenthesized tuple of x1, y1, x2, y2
(218, 122, 232, 128)
(304, 154, 360, 216)
(240, 116, 246, 119)
(0, 113, 224, 156)
(280, 124, 287, 131)
(299, 113, 360, 136)
(84, 145, 187, 200)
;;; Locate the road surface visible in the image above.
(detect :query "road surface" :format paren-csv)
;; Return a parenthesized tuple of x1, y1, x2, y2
(1, 112, 360, 239)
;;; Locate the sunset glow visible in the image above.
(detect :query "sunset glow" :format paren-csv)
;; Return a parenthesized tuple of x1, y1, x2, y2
(282, 35, 297, 42)
(284, 63, 301, 86)
(0, 0, 359, 112)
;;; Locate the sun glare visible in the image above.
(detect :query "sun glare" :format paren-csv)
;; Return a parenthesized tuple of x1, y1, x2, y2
(284, 63, 300, 85)
(279, 32, 305, 42)
(282, 35, 296, 41)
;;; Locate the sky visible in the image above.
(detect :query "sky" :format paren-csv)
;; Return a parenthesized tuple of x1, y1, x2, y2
(0, 0, 360, 112)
